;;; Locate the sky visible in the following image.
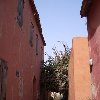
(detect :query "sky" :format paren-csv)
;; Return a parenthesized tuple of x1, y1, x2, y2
(34, 0, 88, 60)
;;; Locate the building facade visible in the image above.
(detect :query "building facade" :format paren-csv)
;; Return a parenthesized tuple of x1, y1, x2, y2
(0, 0, 46, 100)
(68, 37, 91, 100)
(81, 0, 100, 99)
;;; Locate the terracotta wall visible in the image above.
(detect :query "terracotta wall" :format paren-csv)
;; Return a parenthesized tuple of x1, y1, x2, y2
(87, 0, 100, 99)
(68, 37, 91, 100)
(0, 0, 44, 100)
(68, 48, 75, 100)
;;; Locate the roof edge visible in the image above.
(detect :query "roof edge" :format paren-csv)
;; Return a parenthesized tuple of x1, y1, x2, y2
(29, 0, 46, 46)
(80, 0, 92, 18)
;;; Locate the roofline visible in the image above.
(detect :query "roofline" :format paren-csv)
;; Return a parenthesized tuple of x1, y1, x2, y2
(29, 0, 46, 46)
(80, 0, 92, 18)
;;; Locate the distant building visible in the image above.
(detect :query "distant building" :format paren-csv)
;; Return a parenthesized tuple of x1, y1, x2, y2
(81, 0, 100, 99)
(68, 37, 91, 100)
(0, 0, 46, 100)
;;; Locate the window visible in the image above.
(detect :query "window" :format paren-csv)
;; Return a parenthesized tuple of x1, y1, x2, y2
(17, 0, 24, 27)
(41, 47, 43, 61)
(16, 70, 20, 77)
(36, 35, 38, 55)
(29, 22, 34, 47)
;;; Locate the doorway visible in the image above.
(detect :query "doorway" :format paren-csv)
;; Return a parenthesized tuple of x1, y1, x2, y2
(0, 59, 8, 100)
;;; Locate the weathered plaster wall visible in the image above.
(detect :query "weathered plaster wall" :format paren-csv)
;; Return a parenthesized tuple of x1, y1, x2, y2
(87, 0, 100, 99)
(68, 37, 91, 100)
(0, 0, 44, 100)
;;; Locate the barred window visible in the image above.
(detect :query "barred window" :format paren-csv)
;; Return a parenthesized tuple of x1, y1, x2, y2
(29, 22, 34, 47)
(17, 0, 24, 27)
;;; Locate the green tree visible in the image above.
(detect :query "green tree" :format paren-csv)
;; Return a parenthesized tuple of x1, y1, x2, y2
(40, 42, 70, 95)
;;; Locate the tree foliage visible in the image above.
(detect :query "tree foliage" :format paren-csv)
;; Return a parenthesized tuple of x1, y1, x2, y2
(40, 42, 70, 93)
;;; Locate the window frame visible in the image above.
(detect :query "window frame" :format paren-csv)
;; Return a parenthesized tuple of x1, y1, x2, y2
(17, 0, 24, 28)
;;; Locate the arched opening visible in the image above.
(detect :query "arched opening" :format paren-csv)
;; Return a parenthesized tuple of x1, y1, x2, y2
(33, 76, 37, 100)
(0, 59, 8, 100)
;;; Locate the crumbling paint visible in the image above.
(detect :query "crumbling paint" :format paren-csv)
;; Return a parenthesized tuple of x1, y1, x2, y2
(18, 77, 23, 97)
(92, 81, 100, 100)
(92, 82, 97, 99)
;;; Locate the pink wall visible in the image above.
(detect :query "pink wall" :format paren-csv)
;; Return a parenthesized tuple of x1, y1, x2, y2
(0, 0, 45, 100)
(87, 0, 100, 99)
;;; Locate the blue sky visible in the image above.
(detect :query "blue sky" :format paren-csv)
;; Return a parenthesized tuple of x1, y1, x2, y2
(34, 0, 87, 59)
